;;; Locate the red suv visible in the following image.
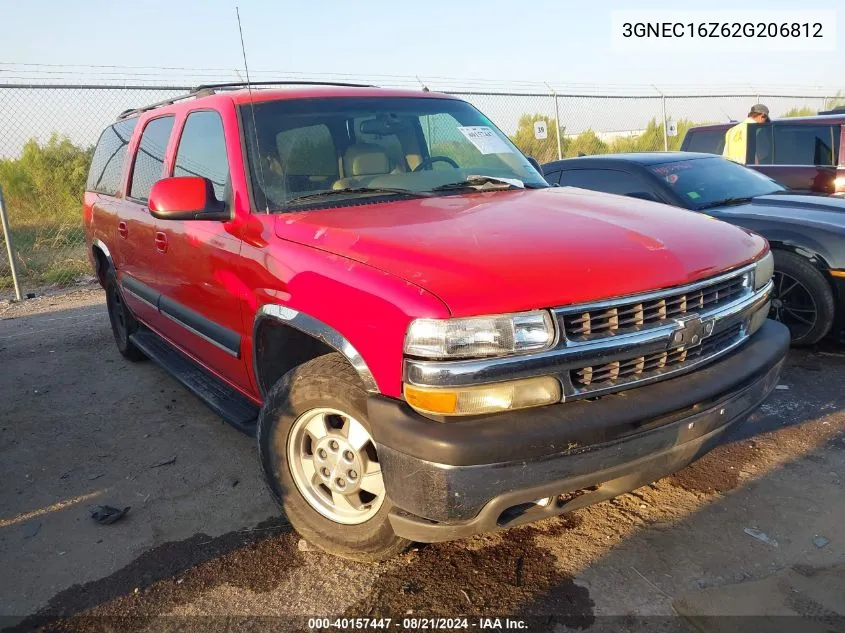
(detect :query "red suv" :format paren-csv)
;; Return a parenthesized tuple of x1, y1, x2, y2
(83, 82, 788, 560)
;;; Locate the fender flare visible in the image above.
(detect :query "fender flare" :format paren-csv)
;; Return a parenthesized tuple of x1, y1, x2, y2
(253, 304, 380, 395)
(92, 238, 113, 267)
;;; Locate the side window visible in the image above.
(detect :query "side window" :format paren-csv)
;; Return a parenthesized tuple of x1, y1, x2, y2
(354, 117, 407, 171)
(543, 169, 561, 185)
(559, 169, 653, 197)
(683, 130, 725, 155)
(275, 123, 338, 193)
(772, 124, 837, 166)
(174, 111, 229, 201)
(748, 124, 774, 165)
(129, 116, 175, 202)
(86, 118, 138, 195)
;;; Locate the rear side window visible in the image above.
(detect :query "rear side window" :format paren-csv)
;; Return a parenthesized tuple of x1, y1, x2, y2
(275, 123, 337, 177)
(559, 169, 651, 196)
(173, 111, 230, 201)
(543, 169, 561, 185)
(771, 124, 839, 166)
(129, 116, 175, 201)
(682, 129, 725, 155)
(86, 118, 138, 195)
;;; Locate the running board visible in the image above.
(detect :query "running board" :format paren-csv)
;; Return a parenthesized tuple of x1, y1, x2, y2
(130, 328, 259, 436)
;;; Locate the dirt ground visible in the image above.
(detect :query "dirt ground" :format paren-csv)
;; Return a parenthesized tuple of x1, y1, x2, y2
(1, 286, 844, 632)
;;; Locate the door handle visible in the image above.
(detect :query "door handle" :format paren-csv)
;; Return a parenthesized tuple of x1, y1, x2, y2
(154, 232, 168, 253)
(117, 221, 128, 239)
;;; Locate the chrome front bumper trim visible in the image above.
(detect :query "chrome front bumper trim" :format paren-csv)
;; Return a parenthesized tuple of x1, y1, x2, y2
(403, 279, 773, 401)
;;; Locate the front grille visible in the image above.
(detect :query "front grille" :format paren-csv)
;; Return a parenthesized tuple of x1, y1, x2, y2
(562, 272, 749, 341)
(571, 323, 744, 391)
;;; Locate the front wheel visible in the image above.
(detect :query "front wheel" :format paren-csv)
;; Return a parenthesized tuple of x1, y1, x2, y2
(770, 250, 835, 346)
(257, 353, 410, 561)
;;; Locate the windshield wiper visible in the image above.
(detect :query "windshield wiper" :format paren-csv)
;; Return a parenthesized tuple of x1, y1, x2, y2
(431, 175, 530, 192)
(696, 196, 754, 210)
(285, 187, 432, 206)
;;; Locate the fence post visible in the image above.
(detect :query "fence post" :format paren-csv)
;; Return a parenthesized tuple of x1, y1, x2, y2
(653, 86, 669, 151)
(0, 186, 23, 301)
(552, 91, 563, 160)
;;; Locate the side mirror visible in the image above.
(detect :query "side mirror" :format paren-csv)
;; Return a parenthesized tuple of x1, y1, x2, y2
(148, 177, 229, 221)
(626, 191, 660, 203)
(525, 156, 542, 173)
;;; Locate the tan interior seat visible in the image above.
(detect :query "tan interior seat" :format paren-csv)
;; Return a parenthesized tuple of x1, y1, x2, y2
(333, 143, 392, 189)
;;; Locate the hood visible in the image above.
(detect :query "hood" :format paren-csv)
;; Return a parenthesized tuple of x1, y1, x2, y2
(719, 194, 845, 232)
(753, 193, 845, 214)
(275, 188, 766, 316)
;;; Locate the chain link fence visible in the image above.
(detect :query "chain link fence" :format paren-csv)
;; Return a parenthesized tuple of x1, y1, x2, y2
(0, 82, 840, 297)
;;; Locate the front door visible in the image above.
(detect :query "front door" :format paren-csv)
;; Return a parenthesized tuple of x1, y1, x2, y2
(150, 109, 250, 391)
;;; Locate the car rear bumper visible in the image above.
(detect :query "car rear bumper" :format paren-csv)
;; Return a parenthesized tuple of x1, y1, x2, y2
(368, 320, 789, 543)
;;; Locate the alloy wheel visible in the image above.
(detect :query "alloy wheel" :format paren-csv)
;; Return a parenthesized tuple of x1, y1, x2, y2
(287, 407, 385, 525)
(770, 270, 818, 340)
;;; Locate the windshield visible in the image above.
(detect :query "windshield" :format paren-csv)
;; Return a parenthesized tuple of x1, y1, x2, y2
(240, 97, 546, 211)
(649, 157, 785, 209)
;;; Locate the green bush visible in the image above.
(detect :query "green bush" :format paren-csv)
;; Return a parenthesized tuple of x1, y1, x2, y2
(0, 134, 93, 288)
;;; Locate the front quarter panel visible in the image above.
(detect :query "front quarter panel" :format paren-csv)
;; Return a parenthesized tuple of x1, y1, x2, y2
(713, 210, 845, 271)
(239, 217, 451, 398)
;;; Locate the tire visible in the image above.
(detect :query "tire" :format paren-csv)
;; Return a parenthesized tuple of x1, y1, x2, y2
(257, 353, 411, 562)
(770, 250, 835, 346)
(104, 268, 145, 361)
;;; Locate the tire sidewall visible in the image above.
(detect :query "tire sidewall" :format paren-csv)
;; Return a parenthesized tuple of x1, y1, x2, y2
(257, 357, 405, 559)
(105, 269, 131, 353)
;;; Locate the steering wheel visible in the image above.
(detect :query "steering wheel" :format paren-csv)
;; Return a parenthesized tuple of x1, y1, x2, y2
(413, 156, 460, 172)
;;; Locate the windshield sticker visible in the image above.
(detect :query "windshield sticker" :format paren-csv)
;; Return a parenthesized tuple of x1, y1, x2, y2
(651, 162, 694, 176)
(687, 191, 701, 199)
(457, 126, 513, 155)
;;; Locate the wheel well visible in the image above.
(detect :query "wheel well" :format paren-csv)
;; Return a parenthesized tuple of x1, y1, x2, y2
(254, 319, 335, 396)
(92, 246, 109, 287)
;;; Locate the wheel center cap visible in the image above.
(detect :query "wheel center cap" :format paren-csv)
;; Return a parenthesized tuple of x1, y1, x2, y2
(314, 436, 362, 494)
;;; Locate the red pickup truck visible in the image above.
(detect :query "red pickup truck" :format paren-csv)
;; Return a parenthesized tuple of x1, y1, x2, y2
(83, 82, 788, 560)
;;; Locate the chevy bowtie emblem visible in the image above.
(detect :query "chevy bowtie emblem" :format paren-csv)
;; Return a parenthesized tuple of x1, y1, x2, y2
(670, 315, 715, 349)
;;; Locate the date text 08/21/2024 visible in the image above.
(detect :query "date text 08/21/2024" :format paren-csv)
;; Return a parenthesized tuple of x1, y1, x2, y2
(308, 617, 529, 630)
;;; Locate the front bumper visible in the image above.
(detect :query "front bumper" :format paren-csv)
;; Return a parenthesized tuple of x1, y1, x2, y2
(368, 320, 789, 543)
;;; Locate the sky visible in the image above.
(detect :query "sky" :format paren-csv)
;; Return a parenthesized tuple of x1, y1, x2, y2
(0, 0, 842, 91)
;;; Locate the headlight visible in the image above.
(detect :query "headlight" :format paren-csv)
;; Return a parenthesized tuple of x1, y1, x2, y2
(404, 311, 555, 359)
(754, 251, 774, 290)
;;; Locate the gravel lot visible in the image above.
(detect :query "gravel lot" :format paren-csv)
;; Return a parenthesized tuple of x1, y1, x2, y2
(1, 286, 844, 631)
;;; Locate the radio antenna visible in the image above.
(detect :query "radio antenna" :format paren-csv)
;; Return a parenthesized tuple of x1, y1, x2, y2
(236, 7, 269, 213)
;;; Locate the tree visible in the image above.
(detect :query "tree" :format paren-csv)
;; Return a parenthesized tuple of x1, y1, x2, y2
(781, 107, 816, 117)
(509, 114, 567, 163)
(565, 130, 608, 157)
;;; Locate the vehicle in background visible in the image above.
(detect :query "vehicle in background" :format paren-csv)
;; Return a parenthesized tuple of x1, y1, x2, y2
(543, 152, 845, 346)
(680, 114, 844, 196)
(83, 84, 786, 560)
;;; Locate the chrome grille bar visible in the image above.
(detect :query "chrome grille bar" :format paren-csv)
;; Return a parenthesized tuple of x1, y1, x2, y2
(404, 270, 772, 402)
(559, 266, 753, 342)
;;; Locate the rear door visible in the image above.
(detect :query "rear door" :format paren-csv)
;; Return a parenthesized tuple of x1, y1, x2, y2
(750, 122, 840, 194)
(114, 115, 176, 326)
(151, 109, 250, 389)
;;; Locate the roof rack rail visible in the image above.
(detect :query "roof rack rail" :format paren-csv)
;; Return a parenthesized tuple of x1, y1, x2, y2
(116, 80, 379, 120)
(191, 80, 378, 91)
(116, 90, 197, 120)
